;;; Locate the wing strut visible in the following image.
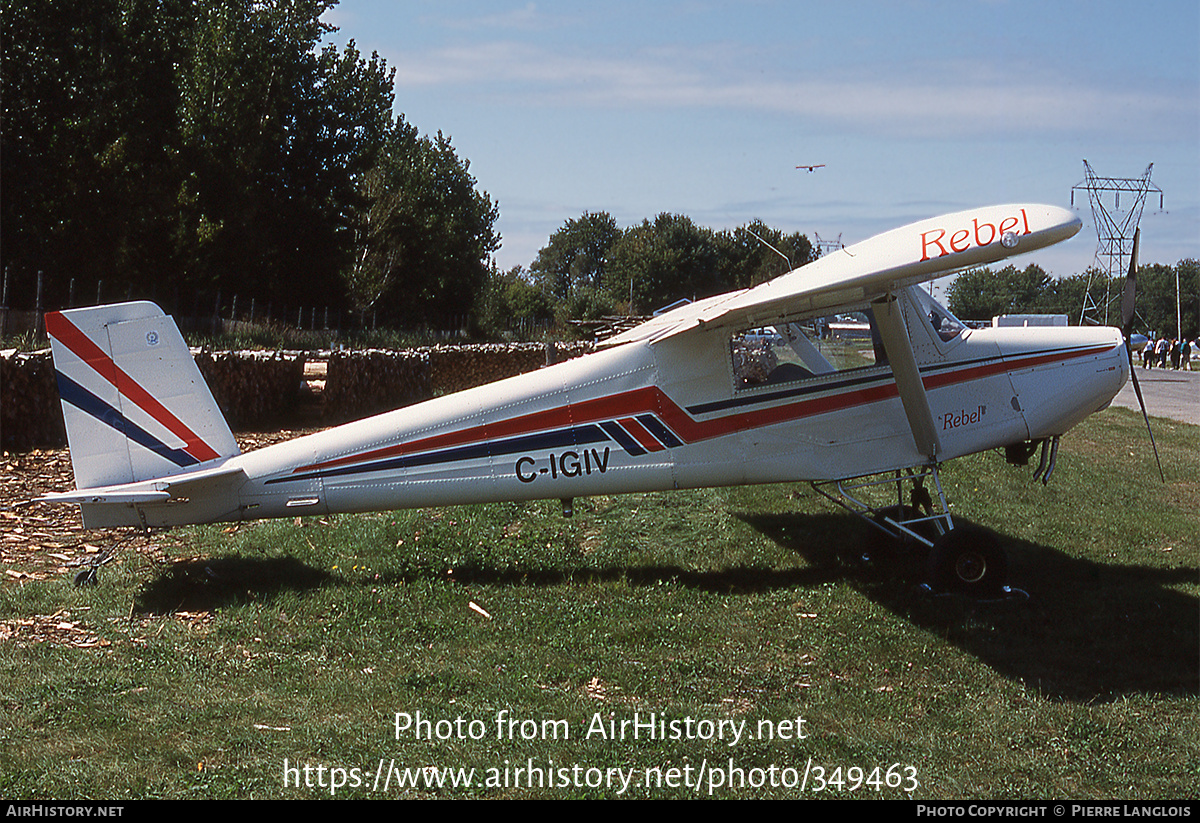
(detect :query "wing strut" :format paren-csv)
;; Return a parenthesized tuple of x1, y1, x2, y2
(873, 294, 941, 461)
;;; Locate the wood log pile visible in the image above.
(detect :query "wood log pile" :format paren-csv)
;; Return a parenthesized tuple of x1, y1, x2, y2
(192, 350, 306, 429)
(428, 341, 592, 396)
(2, 349, 305, 450)
(1, 350, 66, 451)
(3, 342, 595, 450)
(323, 341, 594, 423)
(323, 349, 431, 423)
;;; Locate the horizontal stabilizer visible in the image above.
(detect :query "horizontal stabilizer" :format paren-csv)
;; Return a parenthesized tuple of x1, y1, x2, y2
(38, 464, 248, 528)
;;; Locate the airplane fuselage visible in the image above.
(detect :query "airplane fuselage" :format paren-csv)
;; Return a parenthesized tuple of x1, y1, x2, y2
(95, 286, 1127, 529)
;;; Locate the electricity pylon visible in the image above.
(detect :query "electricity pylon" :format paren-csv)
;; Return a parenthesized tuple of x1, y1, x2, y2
(1070, 161, 1162, 325)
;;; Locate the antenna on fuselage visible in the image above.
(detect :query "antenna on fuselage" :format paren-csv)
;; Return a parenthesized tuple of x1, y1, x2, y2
(745, 228, 793, 274)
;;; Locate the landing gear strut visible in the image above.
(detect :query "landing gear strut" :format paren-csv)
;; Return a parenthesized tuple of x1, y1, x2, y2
(812, 465, 1009, 597)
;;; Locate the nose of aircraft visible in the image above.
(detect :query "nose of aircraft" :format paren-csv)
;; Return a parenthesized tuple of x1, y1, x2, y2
(1002, 325, 1128, 439)
(1080, 325, 1129, 416)
(1116, 329, 1132, 389)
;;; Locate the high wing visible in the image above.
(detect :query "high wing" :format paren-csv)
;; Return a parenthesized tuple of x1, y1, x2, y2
(601, 204, 1081, 463)
(601, 205, 1081, 350)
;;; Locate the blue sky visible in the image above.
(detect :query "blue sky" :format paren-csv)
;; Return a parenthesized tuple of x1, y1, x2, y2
(322, 1, 1198, 283)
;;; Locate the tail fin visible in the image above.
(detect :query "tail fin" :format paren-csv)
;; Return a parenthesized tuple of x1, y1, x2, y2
(45, 301, 240, 490)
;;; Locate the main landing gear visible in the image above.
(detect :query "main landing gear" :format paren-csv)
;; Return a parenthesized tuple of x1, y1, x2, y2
(811, 465, 1010, 598)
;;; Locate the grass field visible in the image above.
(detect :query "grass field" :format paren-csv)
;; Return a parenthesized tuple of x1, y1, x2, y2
(1, 407, 1196, 799)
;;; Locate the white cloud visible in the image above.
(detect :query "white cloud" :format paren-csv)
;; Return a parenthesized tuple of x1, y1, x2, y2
(389, 42, 1193, 141)
(443, 2, 553, 32)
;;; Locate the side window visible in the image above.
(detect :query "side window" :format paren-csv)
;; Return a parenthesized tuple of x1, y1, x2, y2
(731, 312, 888, 390)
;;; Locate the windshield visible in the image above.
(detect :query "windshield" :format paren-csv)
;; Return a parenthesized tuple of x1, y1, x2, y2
(911, 288, 966, 343)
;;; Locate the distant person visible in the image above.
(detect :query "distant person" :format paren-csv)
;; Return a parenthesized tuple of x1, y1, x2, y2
(1156, 337, 1169, 368)
(1170, 339, 1181, 370)
(1182, 338, 1192, 371)
(1141, 341, 1152, 368)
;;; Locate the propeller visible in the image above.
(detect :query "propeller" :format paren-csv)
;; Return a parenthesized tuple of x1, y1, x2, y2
(1120, 229, 1165, 482)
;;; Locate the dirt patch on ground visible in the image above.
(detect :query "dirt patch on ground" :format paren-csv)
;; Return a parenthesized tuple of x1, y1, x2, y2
(1, 430, 319, 585)
(2, 430, 326, 645)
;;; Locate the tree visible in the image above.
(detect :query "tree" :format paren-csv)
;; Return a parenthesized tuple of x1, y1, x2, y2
(342, 165, 405, 320)
(1175, 259, 1199, 340)
(1, 0, 188, 308)
(946, 264, 1052, 321)
(1034, 272, 1092, 319)
(1135, 261, 1199, 340)
(174, 2, 394, 308)
(606, 213, 723, 313)
(530, 212, 620, 301)
(343, 119, 500, 328)
(524, 213, 817, 322)
(476, 265, 555, 338)
(2, 0, 397, 316)
(717, 221, 816, 289)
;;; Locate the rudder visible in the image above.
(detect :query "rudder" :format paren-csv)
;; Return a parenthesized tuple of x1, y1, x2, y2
(45, 302, 239, 490)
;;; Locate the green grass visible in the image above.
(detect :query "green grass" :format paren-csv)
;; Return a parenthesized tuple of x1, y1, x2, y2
(0, 408, 1195, 798)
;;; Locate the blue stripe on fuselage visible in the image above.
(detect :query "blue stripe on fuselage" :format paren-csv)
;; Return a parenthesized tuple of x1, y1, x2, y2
(266, 422, 614, 485)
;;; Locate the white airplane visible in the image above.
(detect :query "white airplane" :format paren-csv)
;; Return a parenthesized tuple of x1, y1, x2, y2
(40, 204, 1140, 596)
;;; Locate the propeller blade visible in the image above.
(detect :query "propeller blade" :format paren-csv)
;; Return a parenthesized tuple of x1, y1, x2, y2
(1121, 229, 1140, 336)
(1117, 228, 1162, 481)
(1127, 365, 1165, 483)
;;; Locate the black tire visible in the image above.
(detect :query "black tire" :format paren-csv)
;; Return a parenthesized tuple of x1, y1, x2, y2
(926, 527, 1007, 596)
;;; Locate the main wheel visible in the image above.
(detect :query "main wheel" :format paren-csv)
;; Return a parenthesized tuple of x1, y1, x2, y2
(926, 527, 1007, 596)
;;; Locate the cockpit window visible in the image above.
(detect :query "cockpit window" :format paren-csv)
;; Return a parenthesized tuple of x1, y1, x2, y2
(730, 292, 964, 390)
(731, 312, 887, 390)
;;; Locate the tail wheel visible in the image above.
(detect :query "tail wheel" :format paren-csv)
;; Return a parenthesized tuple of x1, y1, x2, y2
(927, 527, 1007, 596)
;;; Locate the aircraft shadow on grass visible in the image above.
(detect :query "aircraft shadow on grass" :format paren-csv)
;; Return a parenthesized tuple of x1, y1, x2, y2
(134, 508, 1196, 704)
(135, 555, 332, 615)
(133, 547, 836, 615)
(737, 510, 1199, 703)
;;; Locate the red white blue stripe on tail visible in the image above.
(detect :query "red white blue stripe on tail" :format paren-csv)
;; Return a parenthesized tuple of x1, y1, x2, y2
(45, 303, 238, 489)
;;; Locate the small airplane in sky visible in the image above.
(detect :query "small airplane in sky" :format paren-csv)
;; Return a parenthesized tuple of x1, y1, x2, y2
(41, 204, 1144, 596)
(796, 164, 826, 173)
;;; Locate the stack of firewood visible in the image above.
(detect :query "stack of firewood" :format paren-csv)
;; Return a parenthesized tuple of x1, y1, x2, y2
(428, 343, 546, 396)
(3, 342, 598, 449)
(428, 342, 594, 396)
(323, 349, 432, 423)
(192, 350, 306, 428)
(322, 342, 595, 423)
(1, 351, 66, 451)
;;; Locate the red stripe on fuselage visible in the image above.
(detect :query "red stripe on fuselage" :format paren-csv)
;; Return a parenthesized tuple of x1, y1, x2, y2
(45, 312, 221, 463)
(618, 417, 665, 452)
(296, 343, 1116, 474)
(923, 344, 1110, 390)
